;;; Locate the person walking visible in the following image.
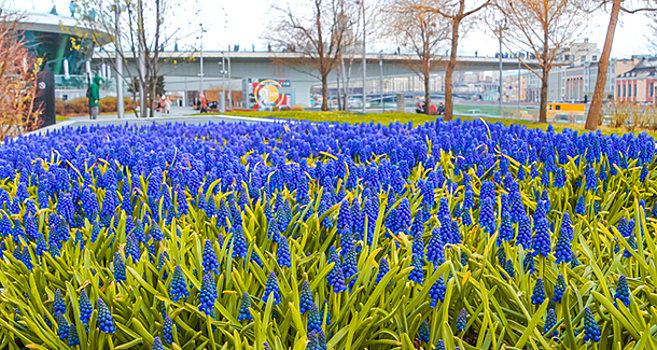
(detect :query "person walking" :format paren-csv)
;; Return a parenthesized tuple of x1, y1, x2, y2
(88, 75, 101, 120)
(164, 96, 171, 114)
(200, 94, 207, 113)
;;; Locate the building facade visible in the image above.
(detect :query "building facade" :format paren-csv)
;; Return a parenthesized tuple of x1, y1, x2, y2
(616, 57, 657, 104)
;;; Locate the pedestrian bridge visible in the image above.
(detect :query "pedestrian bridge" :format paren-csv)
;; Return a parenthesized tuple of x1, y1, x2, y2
(94, 51, 542, 107)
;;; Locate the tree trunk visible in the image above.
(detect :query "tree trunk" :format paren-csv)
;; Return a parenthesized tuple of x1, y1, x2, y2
(539, 67, 549, 123)
(444, 19, 459, 121)
(336, 64, 342, 111)
(585, 0, 621, 131)
(424, 70, 431, 115)
(321, 74, 329, 111)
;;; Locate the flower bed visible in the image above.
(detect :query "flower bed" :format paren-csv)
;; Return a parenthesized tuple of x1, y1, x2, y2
(0, 119, 655, 349)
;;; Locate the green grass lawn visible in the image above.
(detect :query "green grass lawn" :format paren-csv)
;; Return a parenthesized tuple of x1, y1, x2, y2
(196, 110, 657, 137)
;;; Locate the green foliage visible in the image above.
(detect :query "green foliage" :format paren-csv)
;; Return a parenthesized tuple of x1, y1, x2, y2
(1, 125, 657, 350)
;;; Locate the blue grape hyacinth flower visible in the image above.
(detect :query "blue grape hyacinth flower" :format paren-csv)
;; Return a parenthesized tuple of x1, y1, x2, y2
(97, 298, 115, 333)
(300, 280, 314, 314)
(532, 219, 552, 257)
(202, 239, 220, 274)
(153, 337, 164, 350)
(277, 235, 292, 268)
(418, 321, 430, 342)
(68, 322, 80, 346)
(56, 313, 69, 340)
(53, 288, 66, 316)
(376, 257, 390, 284)
(113, 252, 126, 283)
(614, 275, 631, 307)
(169, 265, 190, 303)
(583, 308, 601, 342)
(430, 275, 446, 307)
(503, 259, 515, 280)
(238, 292, 252, 321)
(544, 309, 558, 338)
(163, 314, 174, 343)
(531, 278, 546, 305)
(198, 274, 217, 316)
(408, 254, 424, 284)
(327, 248, 348, 293)
(262, 271, 281, 305)
(553, 274, 566, 303)
(79, 290, 93, 324)
(456, 309, 467, 332)
(307, 303, 322, 334)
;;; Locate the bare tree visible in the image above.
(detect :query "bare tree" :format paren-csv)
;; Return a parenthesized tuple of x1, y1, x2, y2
(429, 0, 490, 120)
(585, 1, 656, 130)
(267, 0, 357, 111)
(0, 10, 42, 138)
(385, 0, 448, 112)
(497, 0, 588, 123)
(74, 0, 195, 118)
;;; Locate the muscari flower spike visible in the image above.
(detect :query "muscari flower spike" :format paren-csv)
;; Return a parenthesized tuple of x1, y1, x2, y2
(300, 280, 314, 314)
(327, 247, 348, 293)
(544, 309, 558, 338)
(430, 275, 446, 308)
(68, 322, 80, 346)
(317, 330, 327, 350)
(56, 313, 69, 340)
(503, 259, 515, 280)
(163, 314, 174, 343)
(114, 252, 126, 283)
(531, 278, 546, 305)
(231, 227, 248, 259)
(169, 265, 190, 303)
(376, 257, 390, 284)
(408, 254, 424, 284)
(307, 330, 319, 350)
(583, 307, 601, 342)
(553, 274, 566, 303)
(97, 298, 115, 333)
(79, 290, 93, 324)
(262, 271, 281, 305)
(198, 274, 217, 316)
(53, 288, 66, 316)
(153, 337, 164, 350)
(456, 308, 467, 332)
(532, 218, 552, 257)
(307, 303, 322, 334)
(238, 292, 252, 321)
(575, 195, 586, 215)
(615, 275, 631, 308)
(202, 239, 219, 274)
(277, 235, 292, 268)
(418, 321, 430, 342)
(436, 340, 446, 350)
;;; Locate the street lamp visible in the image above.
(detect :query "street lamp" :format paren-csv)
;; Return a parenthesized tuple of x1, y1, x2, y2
(494, 18, 508, 114)
(199, 23, 206, 98)
(379, 52, 384, 113)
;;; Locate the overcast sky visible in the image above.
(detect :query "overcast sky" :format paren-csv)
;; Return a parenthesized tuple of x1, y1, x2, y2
(10, 0, 656, 59)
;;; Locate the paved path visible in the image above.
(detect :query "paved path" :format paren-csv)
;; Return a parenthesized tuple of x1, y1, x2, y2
(30, 106, 274, 136)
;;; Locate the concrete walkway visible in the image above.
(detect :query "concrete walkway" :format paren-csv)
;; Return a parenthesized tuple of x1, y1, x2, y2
(30, 106, 275, 135)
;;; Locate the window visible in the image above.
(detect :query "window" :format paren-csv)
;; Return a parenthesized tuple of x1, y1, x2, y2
(581, 55, 586, 62)
(651, 83, 654, 97)
(618, 85, 621, 97)
(592, 55, 597, 61)
(634, 84, 637, 97)
(623, 85, 626, 97)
